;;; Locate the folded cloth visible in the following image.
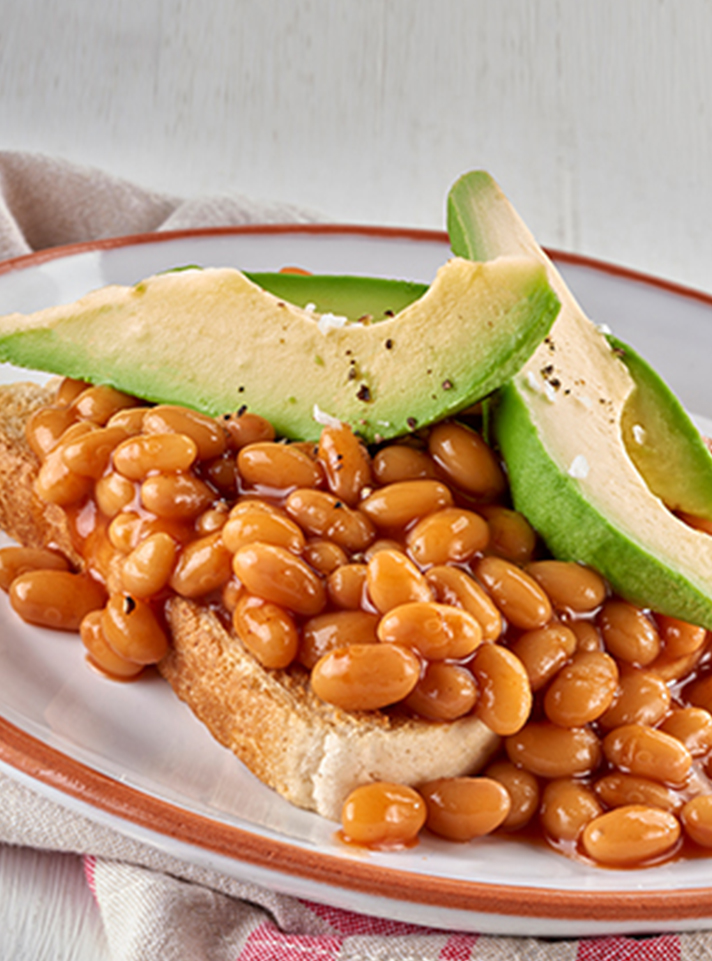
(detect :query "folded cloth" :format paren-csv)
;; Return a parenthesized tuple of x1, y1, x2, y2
(0, 151, 708, 960)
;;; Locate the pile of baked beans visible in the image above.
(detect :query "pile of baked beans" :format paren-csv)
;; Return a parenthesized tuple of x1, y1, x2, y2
(4, 375, 712, 868)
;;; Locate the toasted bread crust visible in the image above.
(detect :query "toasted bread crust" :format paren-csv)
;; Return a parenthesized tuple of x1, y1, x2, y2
(0, 382, 500, 821)
(0, 382, 80, 565)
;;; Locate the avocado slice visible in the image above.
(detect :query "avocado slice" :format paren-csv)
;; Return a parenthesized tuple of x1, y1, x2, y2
(612, 336, 712, 521)
(245, 272, 427, 321)
(448, 170, 712, 627)
(0, 257, 559, 443)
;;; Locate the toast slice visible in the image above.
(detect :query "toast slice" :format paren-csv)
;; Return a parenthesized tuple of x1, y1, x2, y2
(162, 598, 500, 818)
(0, 381, 500, 821)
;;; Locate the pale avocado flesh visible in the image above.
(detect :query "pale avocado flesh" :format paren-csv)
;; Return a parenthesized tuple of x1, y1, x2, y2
(0, 258, 560, 443)
(448, 171, 712, 628)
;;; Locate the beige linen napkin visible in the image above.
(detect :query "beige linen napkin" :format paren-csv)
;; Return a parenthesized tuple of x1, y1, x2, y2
(0, 151, 708, 961)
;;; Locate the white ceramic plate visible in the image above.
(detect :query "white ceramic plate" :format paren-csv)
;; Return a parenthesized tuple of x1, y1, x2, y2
(2, 226, 712, 939)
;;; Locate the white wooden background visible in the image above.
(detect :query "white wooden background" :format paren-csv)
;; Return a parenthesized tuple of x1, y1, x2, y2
(2, 1, 712, 956)
(3, 0, 712, 292)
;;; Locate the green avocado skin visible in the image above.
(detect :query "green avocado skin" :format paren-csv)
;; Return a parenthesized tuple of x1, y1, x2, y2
(245, 273, 427, 321)
(612, 335, 712, 520)
(493, 382, 712, 629)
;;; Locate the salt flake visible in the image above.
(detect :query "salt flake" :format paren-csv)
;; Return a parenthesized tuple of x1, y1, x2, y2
(568, 455, 590, 479)
(312, 405, 343, 428)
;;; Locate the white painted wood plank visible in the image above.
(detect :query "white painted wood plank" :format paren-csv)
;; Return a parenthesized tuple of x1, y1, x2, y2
(2, 0, 711, 289)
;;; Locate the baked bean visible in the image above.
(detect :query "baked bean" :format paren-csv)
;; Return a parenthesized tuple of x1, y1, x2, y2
(378, 602, 482, 661)
(101, 593, 169, 664)
(288, 441, 321, 459)
(222, 411, 276, 449)
(425, 565, 502, 642)
(285, 489, 375, 552)
(229, 498, 284, 520)
(678, 511, 712, 535)
(360, 480, 453, 529)
(114, 433, 198, 480)
(106, 406, 147, 435)
(527, 560, 607, 614)
(598, 669, 670, 729)
(221, 577, 244, 612)
(94, 471, 136, 517)
(195, 505, 230, 536)
(603, 724, 692, 787)
(55, 377, 91, 406)
(570, 620, 603, 653)
(341, 782, 426, 848)
(143, 405, 227, 460)
(506, 722, 601, 778)
(317, 422, 371, 506)
(540, 778, 603, 843)
(366, 549, 433, 614)
(363, 538, 403, 561)
(660, 707, 712, 757)
(656, 614, 708, 658)
(35, 442, 94, 506)
(108, 511, 144, 553)
(406, 508, 489, 567)
(510, 624, 577, 691)
(82, 527, 119, 585)
(222, 506, 305, 555)
(111, 512, 192, 554)
(581, 805, 681, 866)
(238, 442, 323, 491)
(652, 648, 706, 683)
(203, 454, 239, 493)
(471, 644, 531, 736)
(71, 385, 140, 424)
(25, 405, 76, 458)
(474, 556, 552, 630)
(80, 610, 144, 679)
(9, 570, 106, 631)
(683, 672, 712, 712)
(302, 540, 349, 575)
(169, 533, 233, 598)
(0, 546, 70, 592)
(121, 532, 178, 598)
(61, 425, 130, 478)
(141, 473, 215, 520)
(484, 760, 539, 831)
(478, 505, 537, 564)
(326, 563, 368, 610)
(299, 610, 379, 669)
(371, 445, 437, 485)
(594, 773, 681, 813)
(598, 599, 661, 666)
(403, 662, 478, 721)
(420, 777, 511, 841)
(428, 421, 506, 500)
(232, 542, 325, 615)
(233, 593, 299, 669)
(681, 795, 712, 847)
(543, 651, 619, 727)
(311, 643, 420, 711)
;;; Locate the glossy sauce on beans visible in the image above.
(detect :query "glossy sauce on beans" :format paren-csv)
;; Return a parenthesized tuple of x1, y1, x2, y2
(12, 380, 712, 869)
